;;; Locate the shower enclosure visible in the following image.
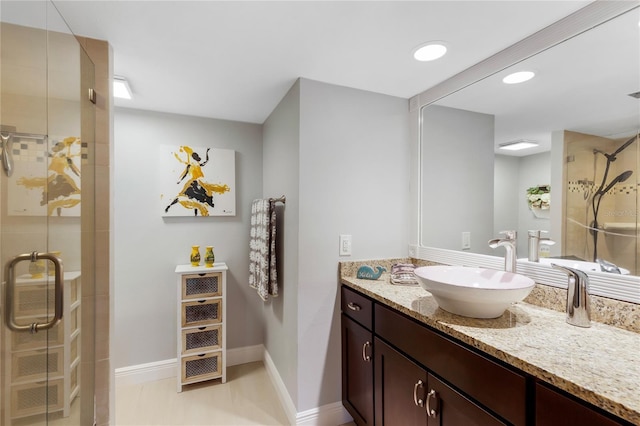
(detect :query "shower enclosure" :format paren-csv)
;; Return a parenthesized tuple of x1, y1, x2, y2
(564, 130, 639, 276)
(1, 1, 96, 424)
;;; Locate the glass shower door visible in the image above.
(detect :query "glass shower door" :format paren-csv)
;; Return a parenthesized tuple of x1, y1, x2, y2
(1, 1, 93, 424)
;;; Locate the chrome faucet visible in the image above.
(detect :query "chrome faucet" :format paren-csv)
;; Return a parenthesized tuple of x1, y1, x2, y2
(488, 230, 517, 272)
(527, 230, 555, 262)
(552, 264, 591, 328)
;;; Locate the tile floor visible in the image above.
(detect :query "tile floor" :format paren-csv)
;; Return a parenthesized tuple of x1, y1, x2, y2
(115, 361, 290, 425)
(116, 361, 357, 426)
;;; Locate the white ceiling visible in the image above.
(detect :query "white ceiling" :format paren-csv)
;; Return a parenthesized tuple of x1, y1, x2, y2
(51, 1, 591, 124)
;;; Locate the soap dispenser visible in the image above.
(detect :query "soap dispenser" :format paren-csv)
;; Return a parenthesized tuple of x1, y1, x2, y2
(552, 264, 591, 328)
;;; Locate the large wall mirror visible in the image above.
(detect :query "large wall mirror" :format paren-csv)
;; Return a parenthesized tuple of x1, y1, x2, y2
(412, 2, 639, 303)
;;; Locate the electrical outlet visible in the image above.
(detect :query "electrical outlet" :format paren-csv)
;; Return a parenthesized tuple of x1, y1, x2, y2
(339, 234, 352, 256)
(462, 232, 471, 250)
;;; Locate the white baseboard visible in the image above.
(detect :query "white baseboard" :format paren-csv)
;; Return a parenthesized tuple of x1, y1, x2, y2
(296, 401, 353, 425)
(114, 344, 264, 387)
(263, 349, 298, 425)
(115, 344, 352, 425)
(262, 350, 352, 426)
(115, 358, 176, 387)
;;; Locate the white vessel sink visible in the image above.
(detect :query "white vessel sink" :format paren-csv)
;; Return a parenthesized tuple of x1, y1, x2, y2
(414, 266, 535, 319)
(533, 258, 630, 275)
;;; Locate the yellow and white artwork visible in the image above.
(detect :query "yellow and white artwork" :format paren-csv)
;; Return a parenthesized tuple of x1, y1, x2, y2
(159, 145, 235, 217)
(9, 136, 81, 216)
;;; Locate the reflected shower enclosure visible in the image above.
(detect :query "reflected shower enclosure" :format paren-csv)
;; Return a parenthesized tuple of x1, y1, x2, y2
(564, 131, 639, 275)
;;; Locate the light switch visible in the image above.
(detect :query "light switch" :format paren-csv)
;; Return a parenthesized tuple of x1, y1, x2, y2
(339, 234, 352, 256)
(462, 232, 471, 250)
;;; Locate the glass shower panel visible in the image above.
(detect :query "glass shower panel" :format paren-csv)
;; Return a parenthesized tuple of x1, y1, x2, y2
(1, 1, 94, 424)
(564, 131, 639, 276)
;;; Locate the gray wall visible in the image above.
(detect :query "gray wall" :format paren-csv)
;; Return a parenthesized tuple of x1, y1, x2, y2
(295, 79, 409, 411)
(113, 108, 265, 368)
(494, 152, 552, 257)
(516, 152, 552, 256)
(421, 105, 495, 254)
(113, 78, 411, 415)
(262, 81, 301, 404)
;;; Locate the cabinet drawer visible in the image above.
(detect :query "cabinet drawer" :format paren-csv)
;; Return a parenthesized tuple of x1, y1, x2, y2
(182, 272, 222, 299)
(428, 373, 507, 426)
(181, 352, 223, 383)
(13, 283, 56, 317)
(182, 325, 222, 355)
(181, 299, 222, 327)
(535, 382, 623, 426)
(11, 318, 64, 351)
(12, 346, 64, 382)
(341, 286, 373, 329)
(375, 304, 526, 426)
(11, 378, 64, 418)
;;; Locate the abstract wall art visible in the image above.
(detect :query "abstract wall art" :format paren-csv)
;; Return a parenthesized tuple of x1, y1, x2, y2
(9, 135, 81, 216)
(159, 145, 235, 217)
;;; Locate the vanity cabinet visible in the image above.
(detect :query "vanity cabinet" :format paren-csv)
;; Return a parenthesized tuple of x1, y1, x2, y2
(374, 338, 428, 425)
(341, 286, 632, 426)
(535, 382, 624, 426)
(175, 263, 227, 392)
(342, 284, 634, 426)
(375, 303, 526, 426)
(341, 287, 374, 425)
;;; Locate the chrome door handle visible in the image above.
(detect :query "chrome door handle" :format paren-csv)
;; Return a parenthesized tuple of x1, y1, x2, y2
(362, 341, 371, 362)
(413, 379, 424, 407)
(4, 251, 64, 333)
(426, 389, 438, 418)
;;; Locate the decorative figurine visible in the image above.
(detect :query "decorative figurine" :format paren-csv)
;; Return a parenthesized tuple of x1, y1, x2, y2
(190, 245, 201, 266)
(357, 265, 387, 280)
(204, 246, 215, 267)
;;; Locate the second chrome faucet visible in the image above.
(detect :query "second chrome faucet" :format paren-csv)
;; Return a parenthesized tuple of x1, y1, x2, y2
(489, 230, 517, 272)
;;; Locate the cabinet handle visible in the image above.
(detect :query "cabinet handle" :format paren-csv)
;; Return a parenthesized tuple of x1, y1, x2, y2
(426, 389, 438, 418)
(362, 341, 371, 362)
(347, 302, 361, 311)
(413, 379, 424, 407)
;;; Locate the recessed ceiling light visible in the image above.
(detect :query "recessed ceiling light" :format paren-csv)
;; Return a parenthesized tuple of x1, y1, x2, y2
(114, 76, 133, 99)
(498, 139, 539, 151)
(502, 71, 535, 84)
(413, 42, 448, 62)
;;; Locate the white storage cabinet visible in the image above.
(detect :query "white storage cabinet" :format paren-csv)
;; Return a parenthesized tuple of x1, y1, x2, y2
(3, 271, 81, 422)
(175, 263, 227, 392)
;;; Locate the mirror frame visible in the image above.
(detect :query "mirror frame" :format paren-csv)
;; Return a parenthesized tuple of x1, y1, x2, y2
(409, 1, 640, 304)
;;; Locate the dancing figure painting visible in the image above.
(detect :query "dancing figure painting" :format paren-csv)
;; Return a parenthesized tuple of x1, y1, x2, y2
(160, 145, 235, 217)
(9, 136, 82, 216)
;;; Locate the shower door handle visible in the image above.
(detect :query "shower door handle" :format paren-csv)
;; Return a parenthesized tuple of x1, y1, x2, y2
(4, 252, 64, 333)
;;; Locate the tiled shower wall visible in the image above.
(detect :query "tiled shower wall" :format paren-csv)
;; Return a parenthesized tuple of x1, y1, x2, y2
(77, 35, 112, 426)
(564, 130, 639, 275)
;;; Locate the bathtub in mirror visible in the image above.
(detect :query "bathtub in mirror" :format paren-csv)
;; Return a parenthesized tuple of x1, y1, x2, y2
(409, 2, 639, 303)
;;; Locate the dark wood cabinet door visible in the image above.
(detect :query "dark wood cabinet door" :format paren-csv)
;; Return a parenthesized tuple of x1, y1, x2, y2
(342, 314, 374, 425)
(427, 373, 506, 426)
(535, 383, 625, 426)
(374, 338, 428, 426)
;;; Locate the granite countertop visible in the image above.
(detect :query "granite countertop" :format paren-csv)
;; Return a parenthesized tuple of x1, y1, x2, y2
(341, 273, 640, 424)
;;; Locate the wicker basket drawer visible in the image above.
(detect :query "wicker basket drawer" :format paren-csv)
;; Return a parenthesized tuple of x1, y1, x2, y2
(181, 299, 222, 327)
(13, 283, 56, 317)
(181, 352, 222, 384)
(11, 318, 64, 351)
(11, 346, 64, 382)
(181, 272, 222, 299)
(182, 325, 222, 355)
(11, 378, 64, 418)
